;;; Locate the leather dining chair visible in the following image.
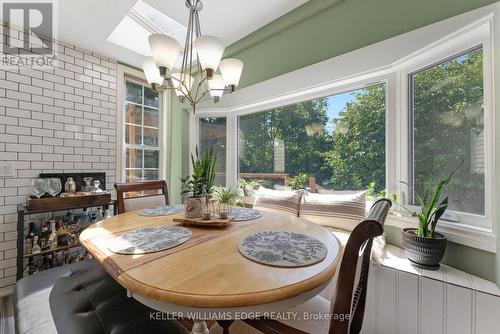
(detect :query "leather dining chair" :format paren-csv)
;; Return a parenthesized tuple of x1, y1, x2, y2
(114, 180, 169, 214)
(240, 198, 392, 334)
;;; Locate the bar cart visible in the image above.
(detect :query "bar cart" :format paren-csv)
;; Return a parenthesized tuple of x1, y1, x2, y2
(16, 172, 114, 280)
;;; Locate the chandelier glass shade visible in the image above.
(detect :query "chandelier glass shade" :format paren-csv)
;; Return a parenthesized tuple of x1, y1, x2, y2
(142, 0, 243, 112)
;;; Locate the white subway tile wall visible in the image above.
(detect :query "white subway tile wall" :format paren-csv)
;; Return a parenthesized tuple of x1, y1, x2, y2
(0, 26, 118, 289)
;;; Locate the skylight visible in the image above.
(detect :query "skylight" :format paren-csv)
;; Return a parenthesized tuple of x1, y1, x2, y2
(107, 0, 186, 61)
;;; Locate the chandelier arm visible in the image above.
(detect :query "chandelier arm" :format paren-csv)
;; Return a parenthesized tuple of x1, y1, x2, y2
(195, 89, 209, 105)
(180, 7, 193, 82)
(188, 18, 196, 89)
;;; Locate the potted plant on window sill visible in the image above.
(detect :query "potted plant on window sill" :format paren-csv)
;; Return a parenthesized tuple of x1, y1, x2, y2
(238, 179, 262, 197)
(181, 147, 216, 218)
(394, 165, 459, 270)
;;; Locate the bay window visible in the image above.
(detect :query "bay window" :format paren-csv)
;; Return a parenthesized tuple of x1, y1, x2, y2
(193, 17, 493, 250)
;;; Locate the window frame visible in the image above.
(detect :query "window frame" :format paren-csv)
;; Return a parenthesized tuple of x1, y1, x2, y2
(395, 23, 494, 236)
(124, 78, 162, 182)
(190, 16, 495, 251)
(190, 76, 392, 193)
(198, 116, 228, 187)
(406, 45, 488, 228)
(116, 65, 168, 184)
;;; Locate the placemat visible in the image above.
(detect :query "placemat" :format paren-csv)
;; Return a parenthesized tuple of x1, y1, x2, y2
(239, 231, 327, 267)
(138, 205, 184, 216)
(231, 208, 262, 222)
(108, 226, 192, 254)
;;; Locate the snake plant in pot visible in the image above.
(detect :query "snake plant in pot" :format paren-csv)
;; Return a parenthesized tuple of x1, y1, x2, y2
(181, 147, 216, 218)
(396, 165, 459, 269)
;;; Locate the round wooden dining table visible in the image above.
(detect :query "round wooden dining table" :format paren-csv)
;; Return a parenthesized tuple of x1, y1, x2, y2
(80, 209, 342, 334)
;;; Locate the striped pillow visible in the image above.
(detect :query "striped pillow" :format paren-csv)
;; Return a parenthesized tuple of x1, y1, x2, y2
(254, 188, 303, 216)
(300, 191, 366, 231)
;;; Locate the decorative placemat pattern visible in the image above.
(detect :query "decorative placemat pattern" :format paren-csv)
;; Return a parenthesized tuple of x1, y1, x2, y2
(238, 231, 327, 267)
(138, 205, 184, 216)
(108, 226, 192, 254)
(231, 208, 262, 221)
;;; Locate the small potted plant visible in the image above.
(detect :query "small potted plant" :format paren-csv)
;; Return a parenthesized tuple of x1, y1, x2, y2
(394, 166, 459, 269)
(181, 147, 216, 218)
(238, 179, 261, 197)
(213, 187, 242, 219)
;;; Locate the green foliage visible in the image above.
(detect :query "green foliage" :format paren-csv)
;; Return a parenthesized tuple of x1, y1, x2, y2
(393, 164, 460, 238)
(237, 178, 262, 190)
(366, 182, 387, 201)
(412, 48, 484, 214)
(239, 98, 331, 185)
(239, 85, 386, 193)
(289, 172, 308, 190)
(237, 48, 483, 208)
(323, 85, 386, 192)
(181, 147, 216, 197)
(213, 187, 243, 206)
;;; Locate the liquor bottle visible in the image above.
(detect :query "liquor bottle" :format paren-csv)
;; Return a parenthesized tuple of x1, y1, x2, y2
(24, 221, 35, 255)
(95, 207, 103, 222)
(82, 208, 91, 223)
(66, 210, 74, 224)
(32, 236, 41, 254)
(48, 219, 57, 249)
(104, 205, 113, 219)
(64, 177, 76, 193)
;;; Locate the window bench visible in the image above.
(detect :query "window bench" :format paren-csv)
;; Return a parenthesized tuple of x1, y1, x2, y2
(360, 244, 500, 334)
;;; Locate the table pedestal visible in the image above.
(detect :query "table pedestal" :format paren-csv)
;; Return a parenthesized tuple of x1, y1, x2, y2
(191, 320, 209, 334)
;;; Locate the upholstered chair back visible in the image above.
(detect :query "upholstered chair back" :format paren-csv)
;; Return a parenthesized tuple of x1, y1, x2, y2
(114, 180, 169, 214)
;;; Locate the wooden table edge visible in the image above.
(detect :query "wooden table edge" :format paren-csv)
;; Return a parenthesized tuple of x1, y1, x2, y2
(112, 234, 343, 308)
(80, 213, 344, 309)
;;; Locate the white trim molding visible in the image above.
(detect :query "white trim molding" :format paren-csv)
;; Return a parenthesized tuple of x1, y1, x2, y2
(189, 5, 498, 252)
(116, 64, 168, 184)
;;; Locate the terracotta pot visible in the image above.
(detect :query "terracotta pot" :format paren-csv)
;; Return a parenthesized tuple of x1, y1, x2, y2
(185, 197, 203, 218)
(401, 228, 447, 270)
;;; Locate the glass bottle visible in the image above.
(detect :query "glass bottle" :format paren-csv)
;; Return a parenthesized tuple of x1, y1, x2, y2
(104, 205, 113, 219)
(48, 220, 57, 249)
(95, 207, 103, 222)
(32, 236, 41, 254)
(82, 208, 90, 223)
(82, 177, 93, 192)
(64, 177, 76, 193)
(24, 221, 35, 255)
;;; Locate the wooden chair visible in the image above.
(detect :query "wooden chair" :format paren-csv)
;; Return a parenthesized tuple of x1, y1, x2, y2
(240, 198, 392, 334)
(114, 180, 169, 214)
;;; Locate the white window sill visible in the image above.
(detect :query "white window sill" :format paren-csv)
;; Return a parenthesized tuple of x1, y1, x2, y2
(385, 213, 496, 253)
(379, 244, 500, 295)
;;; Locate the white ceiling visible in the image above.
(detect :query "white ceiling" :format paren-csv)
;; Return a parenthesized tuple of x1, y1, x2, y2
(57, 0, 307, 68)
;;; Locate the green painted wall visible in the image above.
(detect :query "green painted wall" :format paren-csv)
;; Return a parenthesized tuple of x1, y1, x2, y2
(171, 0, 499, 282)
(226, 0, 499, 89)
(166, 92, 190, 204)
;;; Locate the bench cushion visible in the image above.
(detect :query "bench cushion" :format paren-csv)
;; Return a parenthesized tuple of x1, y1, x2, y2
(300, 191, 365, 231)
(253, 188, 303, 216)
(15, 259, 187, 334)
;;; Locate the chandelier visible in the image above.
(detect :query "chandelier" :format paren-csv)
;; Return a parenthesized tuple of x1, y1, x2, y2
(141, 0, 244, 112)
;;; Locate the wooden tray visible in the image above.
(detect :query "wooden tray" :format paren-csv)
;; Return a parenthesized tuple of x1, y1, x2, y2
(28, 193, 112, 211)
(173, 216, 234, 229)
